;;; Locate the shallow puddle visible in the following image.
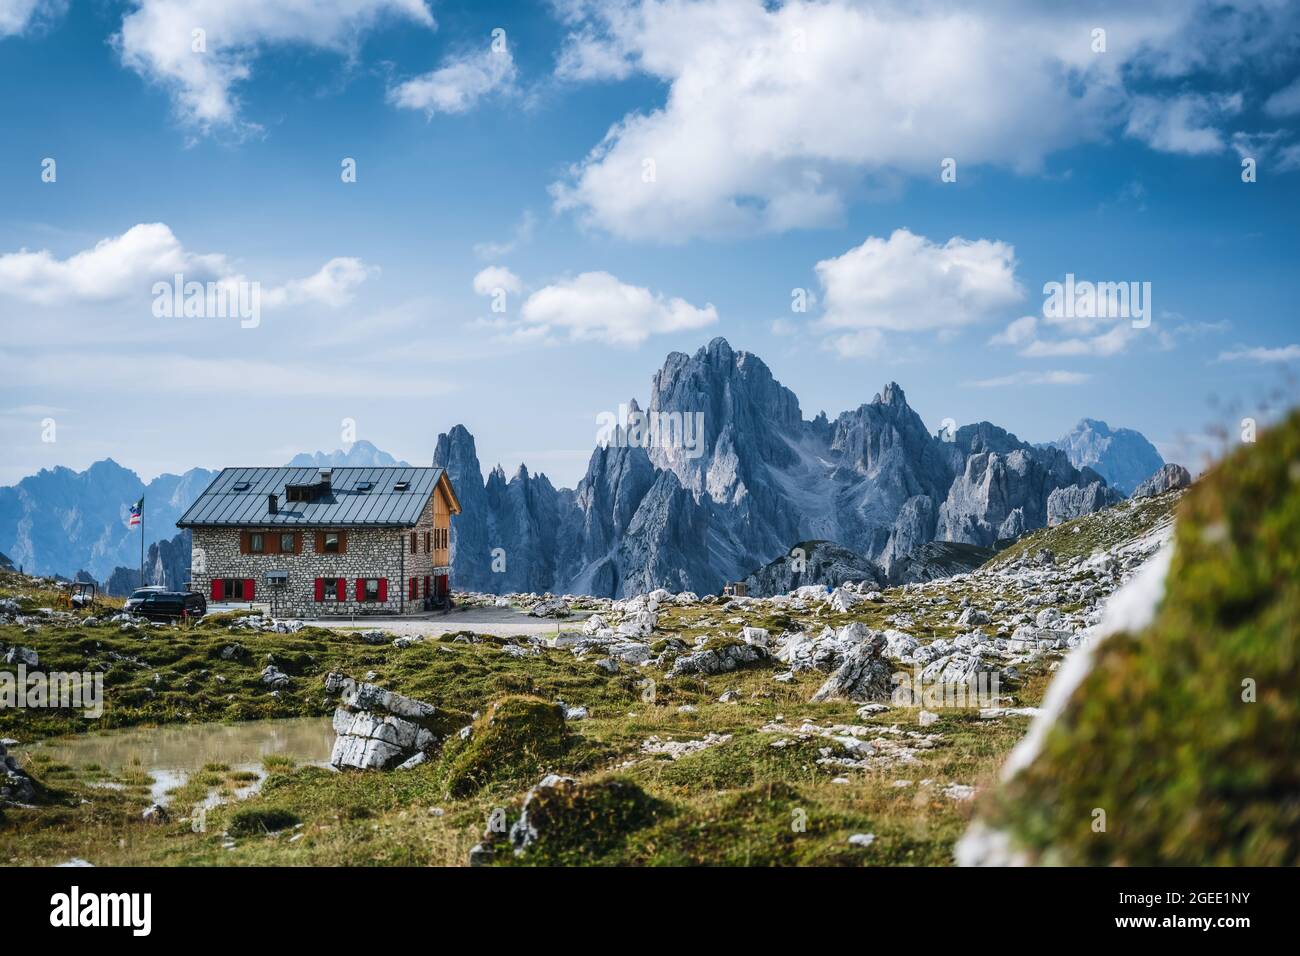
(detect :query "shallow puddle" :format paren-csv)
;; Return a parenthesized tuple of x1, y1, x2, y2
(16, 717, 335, 806)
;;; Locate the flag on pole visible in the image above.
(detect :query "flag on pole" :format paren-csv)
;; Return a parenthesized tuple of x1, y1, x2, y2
(129, 497, 143, 528)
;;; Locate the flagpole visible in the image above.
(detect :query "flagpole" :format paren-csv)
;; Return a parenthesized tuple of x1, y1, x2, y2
(140, 498, 145, 589)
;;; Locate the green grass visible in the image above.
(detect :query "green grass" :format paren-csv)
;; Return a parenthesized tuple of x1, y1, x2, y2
(227, 807, 301, 837)
(985, 492, 1179, 569)
(437, 696, 571, 797)
(0, 531, 1069, 866)
(980, 410, 1300, 865)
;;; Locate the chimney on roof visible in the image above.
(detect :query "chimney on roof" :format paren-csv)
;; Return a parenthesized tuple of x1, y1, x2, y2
(268, 493, 278, 514)
(319, 468, 332, 490)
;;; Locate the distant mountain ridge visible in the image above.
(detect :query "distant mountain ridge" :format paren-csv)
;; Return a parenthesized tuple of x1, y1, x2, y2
(1046, 418, 1164, 495)
(0, 442, 406, 581)
(0, 460, 216, 581)
(287, 440, 410, 468)
(3, 343, 1171, 594)
(436, 337, 1166, 598)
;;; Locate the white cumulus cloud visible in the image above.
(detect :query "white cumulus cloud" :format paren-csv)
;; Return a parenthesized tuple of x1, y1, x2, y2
(1125, 92, 1242, 155)
(388, 43, 517, 116)
(0, 0, 64, 37)
(262, 257, 376, 308)
(1264, 77, 1300, 118)
(516, 271, 717, 346)
(0, 223, 228, 305)
(0, 223, 374, 309)
(551, 0, 1296, 240)
(814, 229, 1023, 357)
(472, 265, 523, 296)
(114, 0, 434, 131)
(1019, 324, 1135, 358)
(988, 315, 1039, 348)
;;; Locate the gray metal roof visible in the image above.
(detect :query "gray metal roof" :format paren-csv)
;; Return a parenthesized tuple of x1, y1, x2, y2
(177, 467, 447, 528)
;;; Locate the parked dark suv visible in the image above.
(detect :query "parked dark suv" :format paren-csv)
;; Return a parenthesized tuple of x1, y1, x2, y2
(123, 586, 167, 614)
(131, 590, 206, 621)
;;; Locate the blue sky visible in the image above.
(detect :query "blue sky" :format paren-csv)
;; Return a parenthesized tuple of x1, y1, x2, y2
(1, 0, 1298, 488)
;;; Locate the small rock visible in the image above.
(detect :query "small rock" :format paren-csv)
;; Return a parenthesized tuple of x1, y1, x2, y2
(260, 665, 290, 688)
(943, 783, 976, 801)
(4, 646, 38, 667)
(669, 642, 768, 678)
(529, 598, 570, 618)
(811, 635, 893, 703)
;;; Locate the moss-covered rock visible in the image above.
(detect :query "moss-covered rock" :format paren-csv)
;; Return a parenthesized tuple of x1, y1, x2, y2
(439, 696, 569, 797)
(970, 410, 1300, 865)
(497, 775, 669, 866)
(227, 807, 300, 837)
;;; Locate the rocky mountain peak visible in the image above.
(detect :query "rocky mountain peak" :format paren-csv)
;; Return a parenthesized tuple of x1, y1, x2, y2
(1050, 418, 1164, 495)
(428, 339, 1157, 597)
(874, 382, 908, 407)
(434, 425, 492, 590)
(5, 341, 1165, 600)
(288, 439, 407, 468)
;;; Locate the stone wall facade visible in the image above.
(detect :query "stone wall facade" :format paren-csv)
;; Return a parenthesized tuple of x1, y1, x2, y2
(188, 494, 452, 618)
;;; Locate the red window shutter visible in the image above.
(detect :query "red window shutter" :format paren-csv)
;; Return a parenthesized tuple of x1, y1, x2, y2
(377, 578, 388, 602)
(245, 579, 255, 601)
(314, 578, 324, 602)
(211, 579, 222, 601)
(408, 577, 416, 600)
(356, 578, 365, 601)
(337, 579, 345, 602)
